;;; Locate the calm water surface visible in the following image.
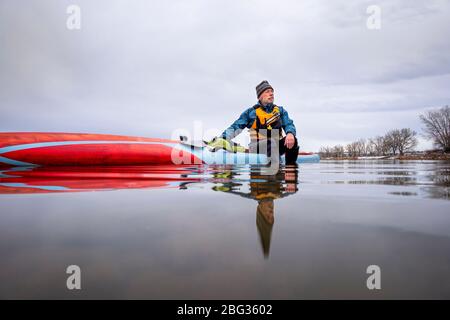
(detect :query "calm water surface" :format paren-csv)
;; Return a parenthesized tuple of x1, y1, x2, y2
(1, 160, 449, 299)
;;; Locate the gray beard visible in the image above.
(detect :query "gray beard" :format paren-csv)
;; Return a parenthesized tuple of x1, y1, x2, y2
(260, 100, 273, 107)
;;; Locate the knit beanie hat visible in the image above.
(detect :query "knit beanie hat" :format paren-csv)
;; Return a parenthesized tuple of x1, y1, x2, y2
(256, 80, 273, 98)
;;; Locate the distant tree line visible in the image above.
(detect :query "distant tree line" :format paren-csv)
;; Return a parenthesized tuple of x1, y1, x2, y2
(319, 105, 450, 158)
(319, 128, 418, 158)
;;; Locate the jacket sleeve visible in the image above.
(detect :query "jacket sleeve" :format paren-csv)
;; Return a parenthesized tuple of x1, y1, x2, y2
(221, 108, 252, 140)
(280, 107, 297, 137)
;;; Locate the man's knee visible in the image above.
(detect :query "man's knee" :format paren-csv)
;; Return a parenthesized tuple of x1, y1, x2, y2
(292, 136, 299, 148)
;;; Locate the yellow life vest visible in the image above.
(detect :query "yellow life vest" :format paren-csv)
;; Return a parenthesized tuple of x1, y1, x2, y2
(250, 105, 282, 142)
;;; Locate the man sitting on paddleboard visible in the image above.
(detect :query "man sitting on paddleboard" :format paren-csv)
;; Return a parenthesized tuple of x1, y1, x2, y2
(208, 80, 299, 164)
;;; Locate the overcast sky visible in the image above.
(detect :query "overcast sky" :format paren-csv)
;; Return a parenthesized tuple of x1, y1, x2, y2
(1, 0, 449, 151)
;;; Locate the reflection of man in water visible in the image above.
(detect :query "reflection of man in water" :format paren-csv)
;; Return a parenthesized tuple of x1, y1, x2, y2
(212, 165, 299, 258)
(256, 199, 274, 258)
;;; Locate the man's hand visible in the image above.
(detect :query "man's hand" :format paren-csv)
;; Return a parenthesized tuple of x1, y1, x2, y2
(284, 133, 296, 149)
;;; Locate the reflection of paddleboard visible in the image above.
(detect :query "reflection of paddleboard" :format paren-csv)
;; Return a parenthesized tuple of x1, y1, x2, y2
(0, 132, 319, 167)
(0, 165, 201, 194)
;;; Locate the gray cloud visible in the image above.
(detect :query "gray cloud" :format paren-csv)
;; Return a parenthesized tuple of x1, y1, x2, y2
(1, 0, 449, 151)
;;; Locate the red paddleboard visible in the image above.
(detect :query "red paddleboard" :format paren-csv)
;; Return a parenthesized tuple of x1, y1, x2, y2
(0, 132, 201, 167)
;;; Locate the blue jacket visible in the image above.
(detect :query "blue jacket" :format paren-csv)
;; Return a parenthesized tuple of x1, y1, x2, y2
(221, 102, 297, 140)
